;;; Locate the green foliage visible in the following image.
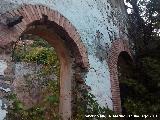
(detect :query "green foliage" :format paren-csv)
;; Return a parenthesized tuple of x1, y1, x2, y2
(75, 92, 116, 120)
(141, 57, 160, 90)
(6, 94, 45, 120)
(43, 80, 59, 106)
(12, 36, 115, 119)
(12, 36, 60, 77)
(23, 46, 60, 77)
(123, 0, 160, 115)
(123, 98, 147, 115)
(46, 95, 59, 104)
(40, 80, 60, 120)
(12, 45, 26, 62)
(126, 0, 160, 55)
(120, 56, 160, 115)
(6, 80, 60, 120)
(120, 78, 147, 98)
(9, 36, 61, 120)
(30, 38, 52, 48)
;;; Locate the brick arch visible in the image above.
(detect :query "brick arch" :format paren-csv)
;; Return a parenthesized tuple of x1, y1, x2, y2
(0, 4, 89, 119)
(0, 4, 89, 68)
(108, 39, 133, 113)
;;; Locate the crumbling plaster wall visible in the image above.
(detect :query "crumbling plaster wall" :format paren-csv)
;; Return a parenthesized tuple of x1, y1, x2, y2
(0, 0, 128, 110)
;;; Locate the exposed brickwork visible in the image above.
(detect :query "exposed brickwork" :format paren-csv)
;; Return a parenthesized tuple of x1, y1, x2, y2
(0, 4, 89, 68)
(0, 4, 89, 119)
(108, 39, 133, 113)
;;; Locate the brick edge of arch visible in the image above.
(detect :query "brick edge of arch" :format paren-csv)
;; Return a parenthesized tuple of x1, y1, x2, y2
(108, 39, 133, 113)
(0, 4, 89, 69)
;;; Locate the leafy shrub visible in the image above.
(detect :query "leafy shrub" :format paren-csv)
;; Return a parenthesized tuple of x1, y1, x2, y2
(120, 56, 160, 115)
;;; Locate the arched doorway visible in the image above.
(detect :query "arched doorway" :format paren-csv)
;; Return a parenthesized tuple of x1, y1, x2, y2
(0, 5, 89, 119)
(117, 51, 134, 114)
(22, 23, 75, 119)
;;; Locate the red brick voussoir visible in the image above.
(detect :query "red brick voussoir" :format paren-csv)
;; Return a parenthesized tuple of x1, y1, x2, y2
(108, 39, 133, 113)
(0, 4, 89, 69)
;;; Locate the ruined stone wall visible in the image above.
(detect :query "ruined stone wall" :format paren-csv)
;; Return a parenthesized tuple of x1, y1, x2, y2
(0, 48, 13, 120)
(0, 0, 130, 111)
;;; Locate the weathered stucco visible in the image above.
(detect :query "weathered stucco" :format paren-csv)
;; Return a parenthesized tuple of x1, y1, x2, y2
(0, 0, 130, 114)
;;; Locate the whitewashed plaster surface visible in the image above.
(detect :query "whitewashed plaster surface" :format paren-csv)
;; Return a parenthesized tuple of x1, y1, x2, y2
(0, 0, 128, 110)
(0, 60, 7, 76)
(0, 100, 7, 120)
(0, 60, 9, 120)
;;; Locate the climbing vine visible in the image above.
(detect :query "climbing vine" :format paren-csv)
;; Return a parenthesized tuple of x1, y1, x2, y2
(74, 81, 116, 120)
(7, 35, 61, 120)
(9, 35, 116, 119)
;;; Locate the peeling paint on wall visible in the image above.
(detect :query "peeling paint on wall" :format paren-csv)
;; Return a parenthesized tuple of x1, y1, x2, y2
(0, 0, 129, 110)
(0, 60, 7, 75)
(0, 60, 9, 120)
(0, 99, 7, 120)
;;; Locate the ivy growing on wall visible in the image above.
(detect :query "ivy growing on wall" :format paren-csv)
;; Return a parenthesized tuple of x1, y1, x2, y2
(10, 35, 116, 119)
(7, 35, 61, 120)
